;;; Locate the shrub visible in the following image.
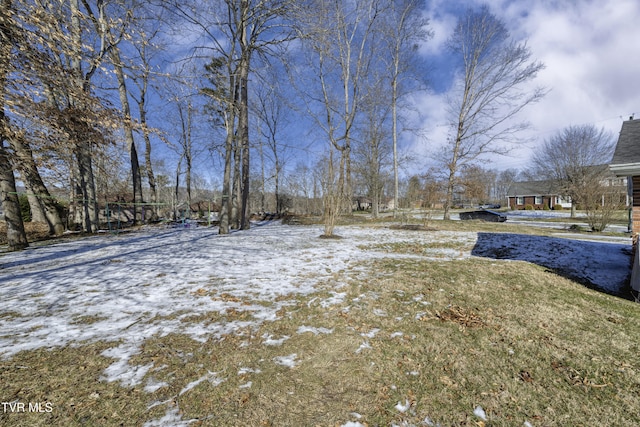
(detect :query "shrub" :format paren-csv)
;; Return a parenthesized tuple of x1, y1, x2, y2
(568, 224, 584, 232)
(524, 204, 534, 210)
(553, 205, 564, 211)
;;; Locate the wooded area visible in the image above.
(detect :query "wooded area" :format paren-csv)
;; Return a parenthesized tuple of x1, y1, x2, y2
(1, 0, 548, 249)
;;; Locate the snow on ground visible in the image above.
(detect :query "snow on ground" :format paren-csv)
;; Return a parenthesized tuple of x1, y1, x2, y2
(0, 222, 479, 359)
(0, 220, 632, 424)
(0, 220, 631, 358)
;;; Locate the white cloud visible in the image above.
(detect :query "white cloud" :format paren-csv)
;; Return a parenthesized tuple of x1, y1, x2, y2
(412, 0, 640, 172)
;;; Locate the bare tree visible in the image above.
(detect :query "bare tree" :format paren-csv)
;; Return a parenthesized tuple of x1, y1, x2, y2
(253, 75, 292, 215)
(0, 0, 27, 248)
(1, 0, 69, 237)
(495, 168, 520, 204)
(131, 38, 161, 221)
(353, 88, 392, 218)
(177, 98, 195, 210)
(531, 124, 618, 224)
(202, 55, 238, 233)
(295, 0, 383, 236)
(381, 0, 431, 218)
(582, 174, 626, 232)
(441, 5, 546, 220)
(458, 165, 495, 206)
(108, 35, 145, 224)
(172, 0, 294, 233)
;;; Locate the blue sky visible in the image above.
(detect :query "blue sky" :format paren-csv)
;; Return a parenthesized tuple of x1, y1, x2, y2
(411, 0, 640, 172)
(145, 0, 640, 186)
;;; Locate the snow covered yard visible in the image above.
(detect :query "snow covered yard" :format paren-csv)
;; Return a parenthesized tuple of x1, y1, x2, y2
(0, 223, 469, 358)
(0, 221, 638, 426)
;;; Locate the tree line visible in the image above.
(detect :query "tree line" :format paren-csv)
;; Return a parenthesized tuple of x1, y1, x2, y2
(1, 0, 547, 250)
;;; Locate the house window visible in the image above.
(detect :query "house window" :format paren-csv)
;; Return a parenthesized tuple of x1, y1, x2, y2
(516, 197, 524, 205)
(534, 196, 543, 205)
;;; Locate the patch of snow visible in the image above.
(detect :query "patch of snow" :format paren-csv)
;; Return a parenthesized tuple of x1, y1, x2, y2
(319, 291, 347, 307)
(423, 416, 437, 426)
(361, 328, 380, 339)
(262, 334, 290, 346)
(395, 399, 411, 413)
(273, 353, 297, 368)
(297, 326, 334, 335)
(179, 371, 224, 395)
(100, 343, 153, 387)
(143, 406, 195, 427)
(355, 341, 371, 354)
(474, 405, 487, 420)
(144, 378, 169, 393)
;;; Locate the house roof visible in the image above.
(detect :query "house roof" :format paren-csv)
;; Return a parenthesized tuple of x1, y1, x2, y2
(506, 180, 563, 197)
(610, 118, 640, 176)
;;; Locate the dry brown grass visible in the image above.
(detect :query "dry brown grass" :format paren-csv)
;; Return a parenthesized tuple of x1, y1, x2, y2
(1, 224, 640, 426)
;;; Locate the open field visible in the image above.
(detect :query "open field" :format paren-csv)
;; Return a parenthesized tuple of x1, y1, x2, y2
(1, 218, 638, 426)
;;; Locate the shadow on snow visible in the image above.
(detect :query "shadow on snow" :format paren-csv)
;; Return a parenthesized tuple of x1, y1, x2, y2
(471, 232, 634, 301)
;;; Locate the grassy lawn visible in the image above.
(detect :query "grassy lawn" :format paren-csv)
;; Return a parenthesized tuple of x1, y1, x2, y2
(1, 219, 639, 426)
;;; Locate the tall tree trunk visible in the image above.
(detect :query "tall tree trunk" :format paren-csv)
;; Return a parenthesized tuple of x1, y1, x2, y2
(219, 70, 238, 235)
(138, 87, 158, 221)
(231, 142, 241, 229)
(111, 45, 143, 224)
(392, 73, 399, 218)
(74, 140, 99, 232)
(185, 108, 192, 210)
(443, 121, 464, 221)
(24, 180, 47, 223)
(0, 144, 28, 250)
(0, 0, 28, 249)
(219, 129, 234, 234)
(9, 135, 64, 234)
(259, 140, 265, 212)
(238, 0, 251, 230)
(69, 165, 82, 230)
(344, 144, 352, 214)
(238, 68, 250, 228)
(275, 158, 280, 215)
(174, 157, 181, 221)
(69, 0, 98, 232)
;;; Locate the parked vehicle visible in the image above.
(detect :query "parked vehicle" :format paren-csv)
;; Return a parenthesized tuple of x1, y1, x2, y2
(459, 209, 507, 222)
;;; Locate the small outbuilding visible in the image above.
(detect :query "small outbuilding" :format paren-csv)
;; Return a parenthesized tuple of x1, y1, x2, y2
(610, 117, 640, 298)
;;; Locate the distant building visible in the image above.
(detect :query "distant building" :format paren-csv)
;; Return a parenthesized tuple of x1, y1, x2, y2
(506, 180, 571, 210)
(507, 166, 627, 211)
